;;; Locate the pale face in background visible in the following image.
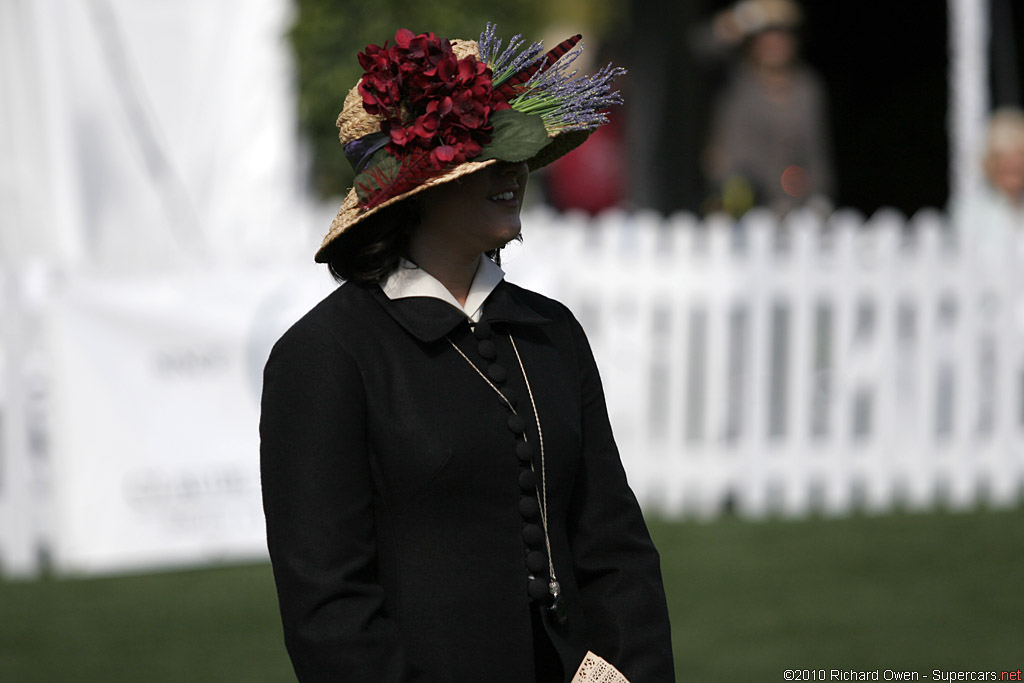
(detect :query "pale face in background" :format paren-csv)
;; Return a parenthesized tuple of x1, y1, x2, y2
(986, 146, 1024, 205)
(749, 28, 797, 70)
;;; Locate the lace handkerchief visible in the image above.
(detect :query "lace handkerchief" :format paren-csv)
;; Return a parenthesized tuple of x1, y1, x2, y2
(571, 651, 630, 683)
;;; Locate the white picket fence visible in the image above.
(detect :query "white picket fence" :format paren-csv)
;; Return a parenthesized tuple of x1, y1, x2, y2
(2, 207, 1023, 577)
(504, 207, 1024, 518)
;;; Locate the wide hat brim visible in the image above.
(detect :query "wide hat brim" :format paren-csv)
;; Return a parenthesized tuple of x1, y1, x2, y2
(315, 129, 590, 262)
(314, 38, 592, 263)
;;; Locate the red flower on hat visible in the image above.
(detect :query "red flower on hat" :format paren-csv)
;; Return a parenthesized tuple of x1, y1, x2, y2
(357, 29, 508, 174)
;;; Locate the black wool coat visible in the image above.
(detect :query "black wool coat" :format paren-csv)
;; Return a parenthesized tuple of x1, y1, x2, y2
(260, 278, 675, 683)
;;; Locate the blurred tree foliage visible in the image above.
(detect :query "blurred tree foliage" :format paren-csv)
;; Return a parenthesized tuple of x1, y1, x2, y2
(288, 0, 624, 198)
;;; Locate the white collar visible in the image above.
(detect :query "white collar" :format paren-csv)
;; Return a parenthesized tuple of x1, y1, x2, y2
(380, 254, 505, 322)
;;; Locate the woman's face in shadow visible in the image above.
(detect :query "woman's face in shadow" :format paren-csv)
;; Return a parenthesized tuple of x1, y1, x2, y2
(415, 161, 530, 258)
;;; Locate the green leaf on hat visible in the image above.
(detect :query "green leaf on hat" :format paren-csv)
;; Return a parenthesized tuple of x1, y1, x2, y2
(477, 109, 551, 163)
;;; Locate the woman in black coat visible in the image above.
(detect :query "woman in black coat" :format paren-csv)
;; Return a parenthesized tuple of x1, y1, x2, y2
(260, 25, 675, 683)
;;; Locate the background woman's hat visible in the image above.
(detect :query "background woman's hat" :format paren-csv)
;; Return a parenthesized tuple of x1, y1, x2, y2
(315, 24, 626, 262)
(713, 0, 803, 47)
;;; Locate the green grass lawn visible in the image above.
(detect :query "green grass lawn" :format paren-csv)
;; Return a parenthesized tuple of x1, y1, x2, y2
(2, 506, 1021, 682)
(652, 508, 1023, 681)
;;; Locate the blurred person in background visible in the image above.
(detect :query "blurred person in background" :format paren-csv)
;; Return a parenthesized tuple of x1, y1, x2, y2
(259, 24, 674, 683)
(952, 107, 1024, 260)
(702, 0, 834, 217)
(948, 108, 1024, 446)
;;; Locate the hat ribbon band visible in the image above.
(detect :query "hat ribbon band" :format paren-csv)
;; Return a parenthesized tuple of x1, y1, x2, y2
(344, 132, 390, 174)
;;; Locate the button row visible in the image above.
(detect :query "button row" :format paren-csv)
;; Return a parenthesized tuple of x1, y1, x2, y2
(470, 320, 550, 603)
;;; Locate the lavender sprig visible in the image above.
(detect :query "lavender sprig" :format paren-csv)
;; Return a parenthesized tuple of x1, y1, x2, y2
(479, 22, 543, 87)
(523, 41, 585, 90)
(511, 56, 627, 132)
(481, 22, 626, 132)
(478, 22, 500, 59)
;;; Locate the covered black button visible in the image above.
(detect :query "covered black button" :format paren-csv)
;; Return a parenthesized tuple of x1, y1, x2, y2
(522, 523, 544, 546)
(472, 320, 492, 339)
(507, 415, 526, 435)
(515, 441, 533, 463)
(477, 339, 497, 360)
(519, 469, 538, 491)
(503, 389, 518, 407)
(519, 496, 540, 519)
(527, 578, 549, 600)
(486, 364, 507, 384)
(526, 550, 547, 573)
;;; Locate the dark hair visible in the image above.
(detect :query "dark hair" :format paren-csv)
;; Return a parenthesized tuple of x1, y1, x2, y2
(324, 199, 421, 283)
(324, 193, 509, 284)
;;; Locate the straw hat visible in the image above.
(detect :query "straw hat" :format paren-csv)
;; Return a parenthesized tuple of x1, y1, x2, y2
(735, 0, 802, 34)
(713, 0, 802, 46)
(315, 25, 625, 262)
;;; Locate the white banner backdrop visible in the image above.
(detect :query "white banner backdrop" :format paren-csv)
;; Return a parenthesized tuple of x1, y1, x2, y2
(0, 0, 310, 272)
(45, 266, 333, 574)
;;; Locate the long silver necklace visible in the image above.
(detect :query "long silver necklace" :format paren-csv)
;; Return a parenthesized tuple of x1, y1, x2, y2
(446, 333, 561, 606)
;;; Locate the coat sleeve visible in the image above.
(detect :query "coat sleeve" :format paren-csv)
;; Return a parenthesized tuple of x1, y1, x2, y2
(260, 320, 421, 683)
(564, 312, 676, 682)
